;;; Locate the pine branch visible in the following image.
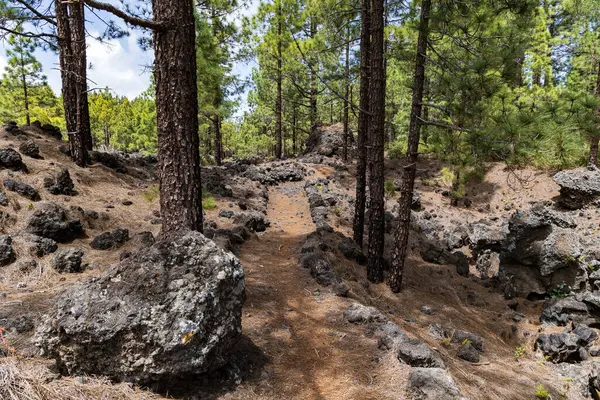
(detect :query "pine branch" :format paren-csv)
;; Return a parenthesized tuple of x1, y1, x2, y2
(83, 0, 167, 31)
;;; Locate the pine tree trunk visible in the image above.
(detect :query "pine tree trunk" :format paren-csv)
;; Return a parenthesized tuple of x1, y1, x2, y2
(55, 1, 77, 146)
(309, 18, 318, 136)
(275, 0, 283, 159)
(214, 114, 222, 165)
(21, 60, 30, 126)
(389, 0, 431, 293)
(292, 106, 297, 156)
(366, 0, 386, 283)
(343, 28, 350, 162)
(69, 1, 90, 166)
(153, 0, 203, 234)
(591, 62, 600, 167)
(352, 0, 371, 248)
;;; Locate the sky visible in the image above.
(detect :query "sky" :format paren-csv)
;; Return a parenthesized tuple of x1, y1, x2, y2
(0, 0, 259, 111)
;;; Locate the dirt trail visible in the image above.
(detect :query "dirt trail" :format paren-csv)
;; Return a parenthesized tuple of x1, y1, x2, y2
(225, 180, 400, 400)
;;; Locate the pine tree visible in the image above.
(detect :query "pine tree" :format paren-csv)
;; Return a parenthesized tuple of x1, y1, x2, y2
(2, 27, 46, 126)
(388, 0, 430, 293)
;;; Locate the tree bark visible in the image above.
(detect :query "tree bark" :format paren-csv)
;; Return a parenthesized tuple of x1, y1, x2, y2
(389, 0, 431, 293)
(275, 0, 283, 159)
(353, 0, 370, 248)
(366, 0, 385, 283)
(591, 61, 600, 166)
(214, 114, 222, 165)
(20, 51, 30, 126)
(309, 17, 318, 136)
(70, 1, 92, 161)
(55, 0, 77, 149)
(153, 0, 203, 234)
(292, 105, 297, 156)
(342, 28, 350, 162)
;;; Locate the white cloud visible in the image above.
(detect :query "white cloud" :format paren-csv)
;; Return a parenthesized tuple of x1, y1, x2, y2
(86, 32, 153, 98)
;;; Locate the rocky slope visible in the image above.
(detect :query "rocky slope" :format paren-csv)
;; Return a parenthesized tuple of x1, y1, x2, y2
(1, 123, 600, 399)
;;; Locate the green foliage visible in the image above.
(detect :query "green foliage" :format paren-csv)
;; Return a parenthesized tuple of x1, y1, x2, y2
(536, 384, 550, 399)
(388, 140, 407, 160)
(89, 86, 157, 153)
(549, 283, 572, 299)
(384, 179, 396, 198)
(202, 194, 217, 210)
(514, 345, 527, 360)
(142, 185, 160, 202)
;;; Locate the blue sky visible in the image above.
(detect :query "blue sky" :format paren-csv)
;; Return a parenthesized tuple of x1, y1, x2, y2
(0, 0, 259, 110)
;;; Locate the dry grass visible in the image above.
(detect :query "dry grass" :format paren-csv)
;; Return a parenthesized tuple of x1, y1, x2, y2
(0, 359, 164, 400)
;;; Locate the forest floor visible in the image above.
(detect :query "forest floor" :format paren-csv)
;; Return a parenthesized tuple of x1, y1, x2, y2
(0, 124, 593, 399)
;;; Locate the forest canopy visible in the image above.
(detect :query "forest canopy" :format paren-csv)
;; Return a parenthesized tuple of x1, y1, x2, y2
(0, 0, 598, 170)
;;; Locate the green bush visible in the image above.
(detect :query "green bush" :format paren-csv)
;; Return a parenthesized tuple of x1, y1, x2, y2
(202, 194, 217, 210)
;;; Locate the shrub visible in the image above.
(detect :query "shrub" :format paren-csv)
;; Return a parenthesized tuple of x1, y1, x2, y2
(535, 384, 549, 399)
(142, 185, 160, 202)
(202, 193, 217, 210)
(384, 178, 396, 198)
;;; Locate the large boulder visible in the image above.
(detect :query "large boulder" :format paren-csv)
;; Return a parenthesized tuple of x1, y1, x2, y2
(303, 125, 347, 158)
(18, 140, 41, 159)
(25, 202, 84, 242)
(44, 168, 76, 196)
(90, 228, 130, 250)
(554, 168, 600, 209)
(35, 231, 245, 384)
(0, 235, 16, 267)
(396, 338, 445, 368)
(243, 162, 306, 185)
(0, 147, 26, 171)
(3, 179, 40, 201)
(407, 368, 466, 400)
(493, 203, 585, 298)
(540, 297, 595, 326)
(535, 333, 586, 363)
(233, 211, 269, 232)
(51, 248, 84, 273)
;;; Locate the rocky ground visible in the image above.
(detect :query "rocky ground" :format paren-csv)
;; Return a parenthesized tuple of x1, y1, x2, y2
(1, 122, 600, 399)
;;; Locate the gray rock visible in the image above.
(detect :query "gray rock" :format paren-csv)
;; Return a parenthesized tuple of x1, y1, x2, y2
(3, 179, 40, 201)
(535, 333, 585, 363)
(0, 235, 16, 267)
(90, 228, 130, 250)
(218, 209, 234, 219)
(25, 202, 84, 242)
(396, 338, 445, 368)
(19, 140, 41, 159)
(458, 342, 480, 363)
(0, 147, 26, 171)
(26, 234, 58, 257)
(375, 322, 409, 350)
(475, 250, 500, 279)
(343, 303, 386, 324)
(0, 190, 7, 206)
(44, 168, 76, 196)
(554, 168, 600, 209)
(407, 368, 466, 400)
(572, 324, 598, 346)
(35, 231, 245, 384)
(540, 297, 593, 326)
(233, 211, 269, 232)
(338, 237, 366, 265)
(555, 362, 600, 399)
(300, 252, 338, 286)
(451, 330, 484, 352)
(51, 248, 84, 273)
(131, 231, 155, 248)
